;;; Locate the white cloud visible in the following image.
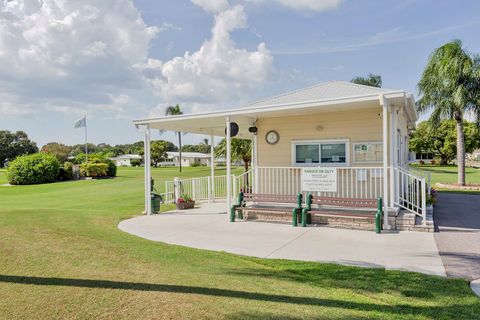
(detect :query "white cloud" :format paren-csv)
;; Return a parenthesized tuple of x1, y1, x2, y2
(139, 5, 274, 109)
(0, 0, 158, 117)
(191, 0, 230, 13)
(0, 1, 275, 122)
(246, 0, 342, 11)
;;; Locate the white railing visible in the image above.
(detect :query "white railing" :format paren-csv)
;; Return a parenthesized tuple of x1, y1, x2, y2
(160, 166, 427, 223)
(394, 167, 427, 221)
(256, 166, 385, 200)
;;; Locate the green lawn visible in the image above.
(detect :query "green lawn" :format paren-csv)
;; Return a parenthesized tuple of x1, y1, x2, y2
(0, 169, 7, 185)
(0, 167, 479, 319)
(411, 165, 480, 191)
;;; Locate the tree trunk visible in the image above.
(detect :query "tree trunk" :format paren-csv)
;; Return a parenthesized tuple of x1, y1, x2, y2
(455, 116, 466, 185)
(178, 132, 182, 173)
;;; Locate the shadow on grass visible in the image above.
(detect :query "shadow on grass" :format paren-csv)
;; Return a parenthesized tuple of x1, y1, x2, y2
(1, 274, 479, 318)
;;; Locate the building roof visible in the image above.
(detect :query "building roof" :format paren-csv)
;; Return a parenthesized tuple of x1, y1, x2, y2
(113, 154, 142, 160)
(133, 81, 416, 138)
(167, 152, 210, 159)
(244, 81, 390, 109)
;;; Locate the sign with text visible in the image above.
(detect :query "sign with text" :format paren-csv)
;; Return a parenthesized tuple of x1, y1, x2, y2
(301, 168, 337, 192)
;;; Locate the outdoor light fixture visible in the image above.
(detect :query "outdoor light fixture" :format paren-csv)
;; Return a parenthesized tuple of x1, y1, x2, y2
(248, 126, 258, 135)
(225, 122, 239, 137)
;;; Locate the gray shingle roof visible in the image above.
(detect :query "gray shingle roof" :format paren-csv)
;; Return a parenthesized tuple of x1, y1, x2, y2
(244, 80, 391, 108)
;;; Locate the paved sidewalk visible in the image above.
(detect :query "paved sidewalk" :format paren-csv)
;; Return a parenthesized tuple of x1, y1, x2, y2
(434, 193, 480, 281)
(119, 202, 445, 277)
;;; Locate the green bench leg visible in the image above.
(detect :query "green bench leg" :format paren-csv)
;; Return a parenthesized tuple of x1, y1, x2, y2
(230, 206, 236, 222)
(292, 208, 298, 227)
(301, 209, 307, 227)
(238, 210, 243, 220)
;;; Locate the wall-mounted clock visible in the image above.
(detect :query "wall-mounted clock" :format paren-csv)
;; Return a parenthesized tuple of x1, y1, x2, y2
(265, 130, 279, 145)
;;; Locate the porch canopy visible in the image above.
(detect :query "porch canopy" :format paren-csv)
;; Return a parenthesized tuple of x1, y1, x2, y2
(133, 81, 416, 138)
(133, 81, 417, 227)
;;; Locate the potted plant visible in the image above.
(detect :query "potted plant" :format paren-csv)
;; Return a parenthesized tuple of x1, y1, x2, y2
(176, 193, 195, 210)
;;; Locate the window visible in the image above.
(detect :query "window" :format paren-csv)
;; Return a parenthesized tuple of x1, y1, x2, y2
(353, 142, 383, 163)
(321, 143, 346, 163)
(295, 144, 319, 164)
(293, 140, 349, 166)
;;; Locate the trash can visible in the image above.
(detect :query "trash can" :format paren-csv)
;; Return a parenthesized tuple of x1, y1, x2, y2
(151, 193, 162, 213)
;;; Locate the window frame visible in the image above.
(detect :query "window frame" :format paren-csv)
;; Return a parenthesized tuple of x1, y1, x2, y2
(352, 141, 383, 164)
(291, 139, 350, 167)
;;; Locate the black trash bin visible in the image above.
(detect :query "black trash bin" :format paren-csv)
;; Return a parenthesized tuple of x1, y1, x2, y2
(151, 193, 162, 213)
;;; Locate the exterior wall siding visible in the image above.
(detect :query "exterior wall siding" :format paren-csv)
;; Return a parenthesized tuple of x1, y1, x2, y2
(257, 106, 386, 167)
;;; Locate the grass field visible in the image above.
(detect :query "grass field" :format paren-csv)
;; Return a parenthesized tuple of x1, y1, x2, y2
(0, 167, 479, 319)
(412, 165, 480, 192)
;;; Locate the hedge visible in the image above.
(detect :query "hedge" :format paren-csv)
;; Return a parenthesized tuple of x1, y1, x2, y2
(7, 153, 60, 185)
(79, 163, 108, 178)
(58, 161, 74, 181)
(74, 153, 116, 177)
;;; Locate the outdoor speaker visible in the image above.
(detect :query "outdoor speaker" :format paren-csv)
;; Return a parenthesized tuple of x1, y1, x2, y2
(225, 122, 239, 137)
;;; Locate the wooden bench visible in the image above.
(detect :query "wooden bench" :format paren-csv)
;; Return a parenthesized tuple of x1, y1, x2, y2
(302, 195, 382, 232)
(230, 192, 303, 226)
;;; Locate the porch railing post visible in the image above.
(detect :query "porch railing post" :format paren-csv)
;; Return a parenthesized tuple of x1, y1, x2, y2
(421, 178, 427, 225)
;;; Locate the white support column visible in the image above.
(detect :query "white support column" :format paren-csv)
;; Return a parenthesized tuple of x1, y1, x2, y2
(143, 130, 148, 213)
(382, 96, 390, 229)
(390, 107, 397, 206)
(210, 134, 215, 202)
(253, 133, 258, 193)
(145, 126, 152, 215)
(226, 117, 232, 215)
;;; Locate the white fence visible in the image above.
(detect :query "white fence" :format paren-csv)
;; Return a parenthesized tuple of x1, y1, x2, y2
(394, 167, 427, 221)
(160, 166, 428, 221)
(256, 166, 385, 200)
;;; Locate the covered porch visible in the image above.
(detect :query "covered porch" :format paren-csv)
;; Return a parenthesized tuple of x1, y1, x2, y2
(133, 81, 428, 230)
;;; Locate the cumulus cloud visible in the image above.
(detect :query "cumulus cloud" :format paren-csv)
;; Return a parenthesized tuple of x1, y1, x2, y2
(138, 5, 274, 107)
(0, 1, 275, 120)
(247, 0, 342, 11)
(0, 0, 158, 116)
(191, 0, 230, 13)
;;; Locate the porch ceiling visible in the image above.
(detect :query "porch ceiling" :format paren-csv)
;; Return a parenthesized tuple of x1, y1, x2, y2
(133, 95, 386, 139)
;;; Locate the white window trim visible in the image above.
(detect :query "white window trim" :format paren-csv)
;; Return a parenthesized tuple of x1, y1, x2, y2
(291, 139, 350, 167)
(352, 141, 383, 164)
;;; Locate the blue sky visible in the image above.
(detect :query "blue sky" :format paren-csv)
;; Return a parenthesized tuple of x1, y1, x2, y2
(1, 0, 479, 147)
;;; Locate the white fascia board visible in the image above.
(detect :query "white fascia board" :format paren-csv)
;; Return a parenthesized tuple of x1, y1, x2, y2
(132, 92, 399, 126)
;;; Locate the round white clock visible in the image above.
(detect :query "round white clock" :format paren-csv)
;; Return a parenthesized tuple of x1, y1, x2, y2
(265, 130, 279, 145)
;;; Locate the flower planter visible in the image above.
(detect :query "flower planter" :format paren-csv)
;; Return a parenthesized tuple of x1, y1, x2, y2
(176, 201, 195, 210)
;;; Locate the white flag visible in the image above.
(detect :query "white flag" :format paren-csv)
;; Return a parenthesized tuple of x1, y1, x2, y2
(74, 116, 86, 128)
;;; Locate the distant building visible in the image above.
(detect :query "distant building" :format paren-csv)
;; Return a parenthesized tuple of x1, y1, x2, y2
(110, 154, 142, 166)
(166, 152, 211, 167)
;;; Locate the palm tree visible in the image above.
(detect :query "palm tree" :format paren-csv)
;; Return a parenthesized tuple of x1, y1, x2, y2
(215, 138, 252, 172)
(417, 40, 480, 185)
(165, 105, 184, 172)
(351, 73, 382, 88)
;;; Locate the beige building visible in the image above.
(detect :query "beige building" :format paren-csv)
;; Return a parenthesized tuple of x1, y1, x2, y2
(134, 81, 427, 228)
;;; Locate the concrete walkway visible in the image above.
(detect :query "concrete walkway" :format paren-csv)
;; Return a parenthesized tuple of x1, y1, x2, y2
(434, 193, 480, 281)
(119, 202, 445, 277)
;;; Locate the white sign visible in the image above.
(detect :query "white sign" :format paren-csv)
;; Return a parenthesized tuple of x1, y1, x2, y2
(301, 168, 337, 192)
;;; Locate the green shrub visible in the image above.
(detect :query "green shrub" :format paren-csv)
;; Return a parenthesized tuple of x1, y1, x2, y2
(190, 163, 200, 167)
(74, 153, 116, 177)
(79, 163, 108, 177)
(104, 159, 117, 177)
(58, 161, 74, 181)
(130, 159, 141, 167)
(7, 153, 60, 185)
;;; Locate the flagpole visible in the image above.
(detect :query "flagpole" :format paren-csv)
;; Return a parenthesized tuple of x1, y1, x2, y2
(84, 115, 88, 163)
